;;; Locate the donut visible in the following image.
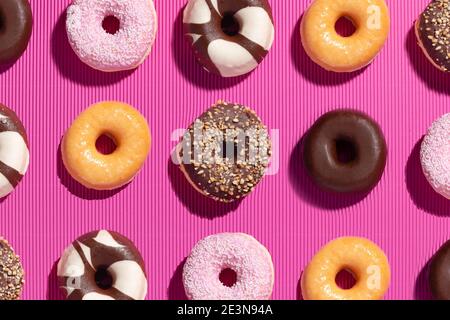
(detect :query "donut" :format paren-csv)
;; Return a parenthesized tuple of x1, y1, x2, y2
(177, 100, 271, 202)
(416, 0, 450, 72)
(303, 110, 387, 193)
(183, 0, 275, 77)
(0, 0, 33, 64)
(301, 0, 390, 72)
(183, 233, 274, 300)
(62, 101, 151, 191)
(420, 113, 450, 199)
(66, 0, 157, 72)
(0, 238, 24, 300)
(57, 230, 147, 300)
(0, 104, 29, 198)
(301, 237, 391, 300)
(429, 240, 450, 300)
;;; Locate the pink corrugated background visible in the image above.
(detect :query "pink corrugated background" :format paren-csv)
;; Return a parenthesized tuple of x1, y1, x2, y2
(0, 0, 449, 300)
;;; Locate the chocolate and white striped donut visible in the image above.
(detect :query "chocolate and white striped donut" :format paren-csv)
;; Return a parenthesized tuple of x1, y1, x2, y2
(0, 104, 29, 198)
(183, 0, 275, 77)
(57, 230, 147, 300)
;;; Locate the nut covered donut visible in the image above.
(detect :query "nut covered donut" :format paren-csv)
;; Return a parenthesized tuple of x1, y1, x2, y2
(183, 0, 275, 77)
(183, 233, 274, 300)
(0, 238, 24, 300)
(301, 0, 390, 72)
(66, 0, 157, 72)
(0, 0, 33, 64)
(62, 101, 151, 191)
(429, 240, 450, 300)
(177, 100, 271, 202)
(302, 237, 391, 300)
(303, 110, 387, 193)
(57, 230, 147, 300)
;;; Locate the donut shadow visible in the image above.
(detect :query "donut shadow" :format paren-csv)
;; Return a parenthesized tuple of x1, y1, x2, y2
(296, 272, 304, 300)
(46, 260, 64, 300)
(0, 62, 15, 75)
(56, 141, 127, 200)
(167, 258, 188, 300)
(406, 26, 450, 95)
(414, 258, 433, 300)
(290, 15, 366, 86)
(171, 8, 249, 90)
(405, 137, 450, 217)
(167, 157, 241, 219)
(288, 134, 369, 210)
(51, 9, 135, 87)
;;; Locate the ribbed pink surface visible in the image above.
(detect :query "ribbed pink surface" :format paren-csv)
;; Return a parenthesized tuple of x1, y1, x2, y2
(0, 0, 448, 300)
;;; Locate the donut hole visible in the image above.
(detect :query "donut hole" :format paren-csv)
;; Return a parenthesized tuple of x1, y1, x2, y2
(335, 16, 357, 37)
(96, 134, 117, 155)
(219, 268, 238, 287)
(102, 15, 121, 35)
(95, 267, 114, 290)
(334, 137, 358, 164)
(221, 13, 240, 36)
(335, 269, 357, 290)
(0, 13, 4, 34)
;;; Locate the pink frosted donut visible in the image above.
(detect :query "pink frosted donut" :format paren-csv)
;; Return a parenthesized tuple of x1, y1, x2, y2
(66, 0, 157, 72)
(421, 113, 450, 199)
(183, 233, 274, 300)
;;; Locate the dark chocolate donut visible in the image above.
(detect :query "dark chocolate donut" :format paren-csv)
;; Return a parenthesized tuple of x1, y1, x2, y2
(0, 238, 24, 300)
(178, 100, 271, 202)
(430, 240, 450, 300)
(416, 0, 450, 72)
(57, 230, 147, 300)
(303, 110, 387, 193)
(183, 0, 275, 77)
(0, 0, 32, 64)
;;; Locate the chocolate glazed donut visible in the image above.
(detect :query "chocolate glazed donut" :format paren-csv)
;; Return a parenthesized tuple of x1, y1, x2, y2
(303, 110, 387, 193)
(0, 0, 32, 64)
(430, 240, 450, 300)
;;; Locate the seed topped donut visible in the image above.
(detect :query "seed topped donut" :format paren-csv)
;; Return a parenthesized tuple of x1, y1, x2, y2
(66, 0, 158, 72)
(183, 233, 274, 300)
(416, 0, 450, 72)
(303, 110, 387, 193)
(0, 238, 24, 300)
(177, 100, 271, 202)
(57, 230, 147, 300)
(0, 0, 33, 64)
(183, 0, 275, 77)
(301, 0, 390, 72)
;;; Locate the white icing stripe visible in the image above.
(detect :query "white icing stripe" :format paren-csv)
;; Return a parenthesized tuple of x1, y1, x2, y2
(210, 0, 220, 16)
(0, 173, 14, 198)
(93, 230, 124, 248)
(109, 261, 147, 300)
(0, 131, 29, 174)
(82, 292, 115, 300)
(207, 39, 259, 77)
(78, 242, 94, 269)
(57, 244, 85, 278)
(183, 0, 211, 24)
(187, 33, 202, 44)
(235, 7, 274, 50)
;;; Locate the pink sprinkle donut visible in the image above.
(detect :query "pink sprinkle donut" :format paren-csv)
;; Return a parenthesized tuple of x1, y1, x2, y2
(66, 0, 157, 72)
(421, 113, 450, 199)
(183, 233, 274, 300)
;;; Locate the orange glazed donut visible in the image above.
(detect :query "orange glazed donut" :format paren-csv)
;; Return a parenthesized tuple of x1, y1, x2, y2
(62, 101, 151, 190)
(301, 237, 390, 300)
(301, 0, 390, 72)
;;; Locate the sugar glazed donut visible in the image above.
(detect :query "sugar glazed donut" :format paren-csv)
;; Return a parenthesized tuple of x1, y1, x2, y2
(416, 0, 450, 72)
(183, 0, 275, 77)
(177, 100, 271, 202)
(301, 0, 390, 72)
(420, 113, 450, 199)
(0, 104, 29, 198)
(57, 230, 147, 300)
(0, 0, 33, 64)
(62, 101, 151, 191)
(303, 110, 387, 193)
(183, 233, 274, 300)
(429, 240, 450, 300)
(302, 237, 391, 300)
(0, 238, 24, 300)
(66, 0, 157, 72)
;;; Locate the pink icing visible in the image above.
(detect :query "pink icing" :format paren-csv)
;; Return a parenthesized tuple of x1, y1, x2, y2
(66, 0, 157, 72)
(420, 113, 450, 199)
(182, 233, 274, 300)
